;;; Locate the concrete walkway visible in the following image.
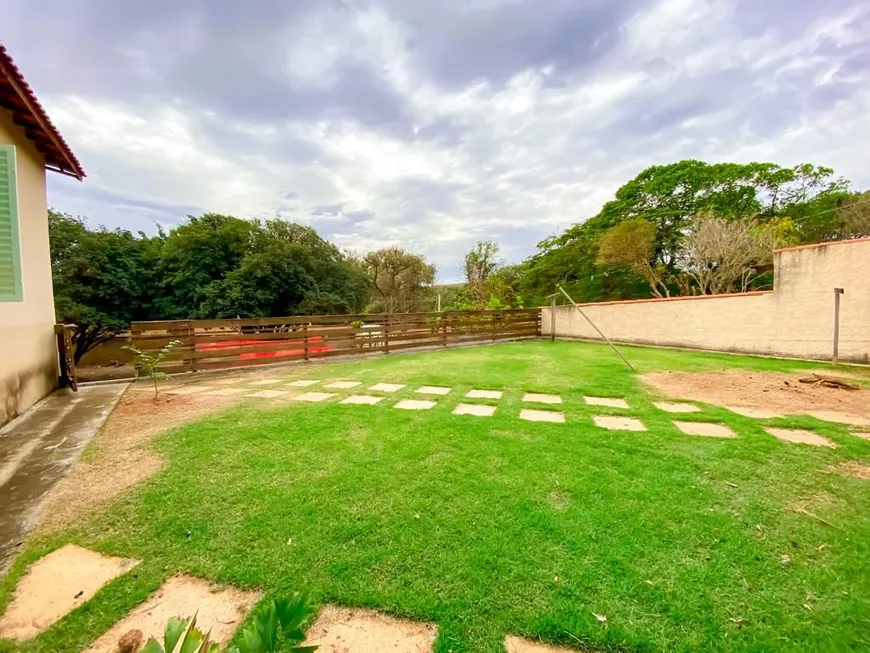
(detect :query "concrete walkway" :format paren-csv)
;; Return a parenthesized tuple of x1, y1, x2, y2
(0, 384, 127, 569)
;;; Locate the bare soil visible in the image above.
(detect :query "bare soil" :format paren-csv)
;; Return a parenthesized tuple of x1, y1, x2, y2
(302, 605, 437, 652)
(833, 461, 870, 480)
(505, 635, 583, 653)
(0, 545, 139, 640)
(641, 370, 870, 423)
(85, 575, 261, 653)
(36, 385, 240, 534)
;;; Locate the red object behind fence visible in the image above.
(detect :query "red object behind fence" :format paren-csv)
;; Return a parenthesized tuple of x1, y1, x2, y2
(196, 336, 332, 360)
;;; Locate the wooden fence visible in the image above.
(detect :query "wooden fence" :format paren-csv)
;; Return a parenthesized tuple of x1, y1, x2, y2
(130, 309, 541, 373)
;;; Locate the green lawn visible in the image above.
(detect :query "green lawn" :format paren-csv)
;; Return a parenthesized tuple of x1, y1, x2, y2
(4, 340, 870, 652)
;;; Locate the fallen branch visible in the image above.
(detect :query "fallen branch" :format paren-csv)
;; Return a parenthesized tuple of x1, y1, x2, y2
(798, 374, 860, 391)
(792, 506, 843, 530)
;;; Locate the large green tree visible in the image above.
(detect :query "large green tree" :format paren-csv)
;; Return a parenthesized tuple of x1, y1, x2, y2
(49, 210, 152, 362)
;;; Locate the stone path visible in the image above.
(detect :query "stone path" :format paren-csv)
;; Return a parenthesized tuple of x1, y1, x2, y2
(159, 375, 858, 447)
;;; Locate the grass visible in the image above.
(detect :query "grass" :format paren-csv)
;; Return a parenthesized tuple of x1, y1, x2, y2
(3, 340, 870, 652)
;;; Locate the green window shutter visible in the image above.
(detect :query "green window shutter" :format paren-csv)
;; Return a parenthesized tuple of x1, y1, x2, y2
(0, 144, 23, 302)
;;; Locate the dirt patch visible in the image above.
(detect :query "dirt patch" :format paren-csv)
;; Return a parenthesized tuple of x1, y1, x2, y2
(641, 370, 870, 423)
(85, 575, 261, 653)
(0, 545, 139, 640)
(548, 490, 571, 511)
(36, 385, 240, 534)
(833, 461, 870, 480)
(302, 605, 437, 652)
(505, 635, 582, 653)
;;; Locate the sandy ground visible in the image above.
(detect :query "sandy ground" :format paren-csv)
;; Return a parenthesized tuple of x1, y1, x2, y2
(85, 575, 261, 653)
(505, 635, 581, 653)
(303, 605, 437, 652)
(0, 545, 139, 640)
(641, 370, 870, 424)
(36, 384, 240, 534)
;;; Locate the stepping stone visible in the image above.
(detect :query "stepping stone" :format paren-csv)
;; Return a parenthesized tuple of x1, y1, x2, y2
(765, 427, 836, 448)
(807, 411, 870, 427)
(303, 605, 437, 652)
(725, 405, 783, 419)
(324, 381, 361, 389)
(369, 383, 406, 393)
(653, 401, 701, 414)
(164, 385, 212, 395)
(523, 393, 562, 404)
(593, 415, 646, 431)
(520, 409, 565, 423)
(416, 386, 451, 396)
(673, 421, 735, 438)
(505, 634, 577, 653)
(0, 545, 140, 640)
(202, 387, 248, 396)
(84, 576, 261, 653)
(854, 432, 870, 441)
(395, 399, 436, 411)
(212, 378, 242, 385)
(341, 395, 383, 405)
(286, 379, 319, 387)
(245, 390, 287, 399)
(453, 403, 496, 417)
(585, 396, 629, 409)
(466, 389, 502, 399)
(248, 378, 284, 386)
(294, 392, 335, 403)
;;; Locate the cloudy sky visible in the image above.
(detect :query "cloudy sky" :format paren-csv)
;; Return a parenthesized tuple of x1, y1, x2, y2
(3, 0, 869, 281)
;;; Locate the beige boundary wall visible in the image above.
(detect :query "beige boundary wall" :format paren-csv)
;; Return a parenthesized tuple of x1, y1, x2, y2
(0, 108, 58, 425)
(542, 238, 870, 364)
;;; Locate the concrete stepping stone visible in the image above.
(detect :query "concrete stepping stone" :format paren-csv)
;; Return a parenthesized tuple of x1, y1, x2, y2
(725, 405, 783, 419)
(248, 378, 284, 386)
(466, 389, 502, 399)
(765, 427, 836, 448)
(415, 386, 451, 396)
(585, 396, 629, 409)
(593, 415, 646, 431)
(245, 390, 287, 399)
(85, 575, 261, 653)
(674, 421, 735, 438)
(294, 392, 335, 402)
(854, 432, 870, 441)
(520, 409, 565, 423)
(453, 403, 496, 417)
(324, 381, 361, 389)
(653, 401, 701, 414)
(0, 545, 139, 640)
(523, 393, 561, 404)
(395, 399, 436, 410)
(201, 387, 248, 396)
(807, 411, 870, 427)
(286, 379, 320, 387)
(165, 385, 212, 395)
(369, 383, 405, 393)
(303, 605, 437, 652)
(505, 635, 577, 653)
(341, 395, 383, 405)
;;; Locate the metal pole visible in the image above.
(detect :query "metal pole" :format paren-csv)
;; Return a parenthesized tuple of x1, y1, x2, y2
(556, 285, 635, 372)
(833, 288, 844, 364)
(550, 295, 556, 342)
(437, 293, 441, 312)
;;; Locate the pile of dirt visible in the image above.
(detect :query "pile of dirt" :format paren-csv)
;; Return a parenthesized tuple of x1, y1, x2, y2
(641, 370, 870, 422)
(36, 386, 240, 534)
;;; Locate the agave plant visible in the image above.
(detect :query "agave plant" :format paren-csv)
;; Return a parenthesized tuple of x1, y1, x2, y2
(139, 593, 317, 653)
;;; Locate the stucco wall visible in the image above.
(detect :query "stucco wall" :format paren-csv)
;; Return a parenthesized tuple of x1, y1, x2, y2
(542, 238, 870, 363)
(0, 108, 57, 424)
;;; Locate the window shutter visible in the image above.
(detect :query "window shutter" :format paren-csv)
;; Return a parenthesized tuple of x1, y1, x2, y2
(0, 144, 23, 301)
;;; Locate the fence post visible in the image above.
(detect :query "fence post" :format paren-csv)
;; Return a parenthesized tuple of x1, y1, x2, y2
(303, 323, 309, 361)
(442, 312, 448, 346)
(384, 316, 391, 353)
(550, 297, 556, 341)
(55, 324, 78, 391)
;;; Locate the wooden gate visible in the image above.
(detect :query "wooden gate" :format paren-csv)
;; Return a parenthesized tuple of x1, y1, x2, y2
(130, 309, 541, 373)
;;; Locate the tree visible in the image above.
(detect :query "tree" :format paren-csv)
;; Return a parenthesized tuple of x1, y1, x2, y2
(677, 212, 777, 295)
(596, 219, 670, 297)
(464, 241, 500, 305)
(49, 210, 152, 362)
(833, 191, 870, 239)
(362, 247, 436, 313)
